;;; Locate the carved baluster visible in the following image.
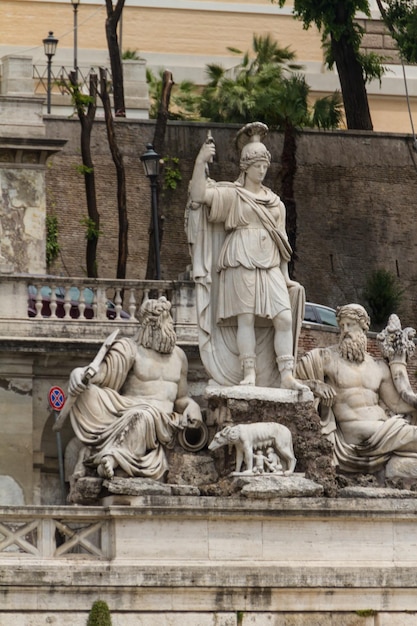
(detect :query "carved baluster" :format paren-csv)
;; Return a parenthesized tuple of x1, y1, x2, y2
(128, 289, 136, 319)
(50, 285, 57, 319)
(114, 288, 122, 320)
(63, 286, 71, 320)
(78, 288, 86, 320)
(143, 288, 150, 304)
(92, 288, 98, 319)
(35, 284, 43, 318)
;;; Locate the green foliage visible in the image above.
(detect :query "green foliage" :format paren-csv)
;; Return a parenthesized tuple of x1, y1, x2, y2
(146, 69, 200, 120)
(87, 600, 112, 626)
(311, 92, 344, 129)
(163, 156, 182, 190)
(122, 48, 141, 60)
(381, 0, 417, 63)
(359, 51, 387, 85)
(275, 1, 385, 83)
(59, 79, 95, 113)
(363, 269, 404, 328)
(75, 163, 94, 175)
(277, 0, 371, 36)
(355, 609, 377, 617)
(80, 216, 102, 241)
(146, 34, 342, 128)
(199, 34, 342, 130)
(45, 214, 60, 267)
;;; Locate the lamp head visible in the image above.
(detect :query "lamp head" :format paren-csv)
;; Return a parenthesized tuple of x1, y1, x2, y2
(140, 143, 160, 179)
(43, 31, 58, 58)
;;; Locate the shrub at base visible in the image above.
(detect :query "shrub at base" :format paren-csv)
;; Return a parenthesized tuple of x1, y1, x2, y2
(87, 600, 112, 626)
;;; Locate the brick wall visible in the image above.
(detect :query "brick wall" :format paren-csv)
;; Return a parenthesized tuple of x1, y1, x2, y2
(45, 120, 417, 329)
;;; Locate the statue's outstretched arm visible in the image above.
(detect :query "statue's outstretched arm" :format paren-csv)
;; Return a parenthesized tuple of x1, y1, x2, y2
(302, 379, 337, 406)
(189, 140, 216, 205)
(296, 350, 336, 406)
(174, 350, 202, 427)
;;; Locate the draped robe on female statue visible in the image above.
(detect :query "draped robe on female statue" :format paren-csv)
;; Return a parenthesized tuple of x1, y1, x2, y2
(186, 180, 305, 387)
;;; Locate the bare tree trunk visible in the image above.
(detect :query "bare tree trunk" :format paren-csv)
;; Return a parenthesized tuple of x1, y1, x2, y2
(152, 70, 174, 155)
(145, 70, 174, 280)
(70, 72, 100, 278)
(99, 67, 128, 280)
(104, 0, 126, 117)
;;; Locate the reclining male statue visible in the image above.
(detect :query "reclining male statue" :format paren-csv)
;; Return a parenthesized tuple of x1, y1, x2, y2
(296, 303, 417, 475)
(64, 297, 202, 481)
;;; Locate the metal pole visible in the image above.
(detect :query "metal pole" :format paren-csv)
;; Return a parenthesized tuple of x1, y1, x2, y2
(150, 177, 161, 280)
(46, 56, 52, 114)
(74, 4, 78, 82)
(54, 412, 67, 503)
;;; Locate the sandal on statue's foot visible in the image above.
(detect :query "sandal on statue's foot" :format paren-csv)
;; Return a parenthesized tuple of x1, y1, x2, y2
(277, 355, 309, 392)
(280, 372, 309, 392)
(240, 355, 256, 386)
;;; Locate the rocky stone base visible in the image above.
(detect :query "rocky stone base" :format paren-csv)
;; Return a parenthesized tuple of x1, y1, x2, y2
(72, 473, 325, 505)
(206, 385, 337, 496)
(234, 473, 324, 498)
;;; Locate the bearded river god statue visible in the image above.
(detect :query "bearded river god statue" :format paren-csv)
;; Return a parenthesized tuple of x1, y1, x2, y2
(296, 304, 417, 480)
(55, 297, 203, 495)
(186, 122, 308, 391)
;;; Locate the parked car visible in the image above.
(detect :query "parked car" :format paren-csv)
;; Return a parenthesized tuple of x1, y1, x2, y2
(28, 285, 130, 320)
(303, 302, 338, 327)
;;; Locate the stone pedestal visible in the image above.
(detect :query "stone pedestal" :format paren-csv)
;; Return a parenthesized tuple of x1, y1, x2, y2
(206, 385, 338, 496)
(1, 56, 34, 95)
(122, 59, 150, 119)
(0, 55, 45, 138)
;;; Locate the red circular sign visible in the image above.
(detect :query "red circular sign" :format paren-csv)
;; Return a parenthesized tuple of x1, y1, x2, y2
(48, 386, 66, 411)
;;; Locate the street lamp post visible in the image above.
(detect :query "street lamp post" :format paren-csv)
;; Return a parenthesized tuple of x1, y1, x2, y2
(43, 31, 58, 114)
(140, 143, 161, 280)
(71, 0, 80, 82)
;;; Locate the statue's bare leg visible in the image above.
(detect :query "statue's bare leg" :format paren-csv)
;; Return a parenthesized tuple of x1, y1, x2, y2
(97, 455, 116, 479)
(236, 313, 256, 385)
(273, 311, 309, 392)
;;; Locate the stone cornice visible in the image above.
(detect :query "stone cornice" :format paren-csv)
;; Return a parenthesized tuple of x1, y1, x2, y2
(0, 137, 67, 167)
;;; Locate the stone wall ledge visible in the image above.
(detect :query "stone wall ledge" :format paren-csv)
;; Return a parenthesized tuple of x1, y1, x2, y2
(2, 566, 417, 614)
(2, 500, 417, 616)
(0, 322, 140, 346)
(2, 562, 417, 586)
(3, 496, 417, 516)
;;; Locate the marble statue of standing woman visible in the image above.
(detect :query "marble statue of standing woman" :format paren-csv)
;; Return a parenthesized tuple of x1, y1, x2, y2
(187, 122, 308, 390)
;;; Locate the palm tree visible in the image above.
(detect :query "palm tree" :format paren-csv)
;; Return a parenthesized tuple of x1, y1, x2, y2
(199, 35, 343, 276)
(200, 35, 300, 123)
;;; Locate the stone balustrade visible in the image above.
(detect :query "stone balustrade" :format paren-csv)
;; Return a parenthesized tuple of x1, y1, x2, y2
(0, 273, 198, 344)
(0, 505, 110, 558)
